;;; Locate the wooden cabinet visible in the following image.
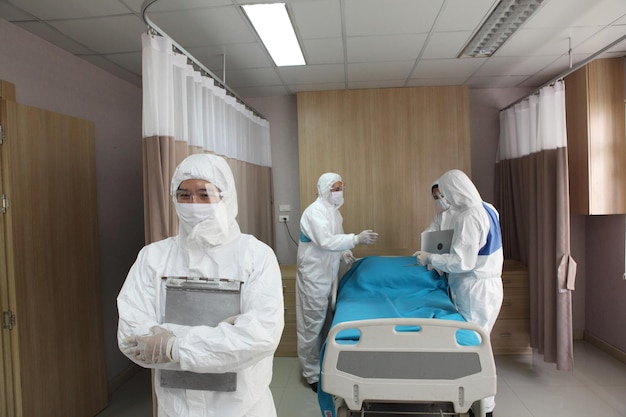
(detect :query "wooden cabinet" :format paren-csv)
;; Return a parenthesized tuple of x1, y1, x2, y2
(276, 264, 297, 357)
(565, 57, 626, 215)
(0, 82, 107, 416)
(491, 260, 532, 355)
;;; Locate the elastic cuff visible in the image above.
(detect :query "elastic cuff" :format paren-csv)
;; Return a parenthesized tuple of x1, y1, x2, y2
(167, 337, 179, 362)
(353, 235, 359, 245)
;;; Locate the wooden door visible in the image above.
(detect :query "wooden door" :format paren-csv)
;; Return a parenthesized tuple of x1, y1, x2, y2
(0, 97, 108, 417)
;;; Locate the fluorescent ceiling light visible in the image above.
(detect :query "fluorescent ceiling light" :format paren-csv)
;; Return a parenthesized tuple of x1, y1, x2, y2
(459, 0, 545, 58)
(242, 3, 306, 67)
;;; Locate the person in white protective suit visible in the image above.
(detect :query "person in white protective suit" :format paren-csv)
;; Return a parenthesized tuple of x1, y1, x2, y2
(117, 153, 284, 417)
(296, 172, 379, 392)
(414, 169, 503, 417)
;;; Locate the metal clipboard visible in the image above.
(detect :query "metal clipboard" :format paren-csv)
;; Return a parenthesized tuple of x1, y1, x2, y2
(160, 277, 242, 391)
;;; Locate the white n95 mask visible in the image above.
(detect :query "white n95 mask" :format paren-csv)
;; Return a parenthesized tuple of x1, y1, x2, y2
(329, 190, 344, 208)
(436, 197, 451, 212)
(188, 202, 230, 246)
(175, 202, 215, 226)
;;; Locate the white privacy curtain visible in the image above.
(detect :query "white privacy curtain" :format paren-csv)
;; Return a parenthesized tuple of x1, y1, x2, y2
(495, 80, 576, 371)
(498, 81, 567, 161)
(142, 33, 271, 166)
(141, 32, 274, 245)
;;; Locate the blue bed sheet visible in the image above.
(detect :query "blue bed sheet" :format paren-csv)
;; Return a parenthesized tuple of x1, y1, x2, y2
(318, 256, 479, 416)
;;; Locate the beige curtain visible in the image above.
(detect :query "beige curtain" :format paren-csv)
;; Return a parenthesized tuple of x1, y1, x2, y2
(495, 81, 576, 371)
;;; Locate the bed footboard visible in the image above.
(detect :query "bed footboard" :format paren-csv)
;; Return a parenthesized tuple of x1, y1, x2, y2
(321, 318, 496, 414)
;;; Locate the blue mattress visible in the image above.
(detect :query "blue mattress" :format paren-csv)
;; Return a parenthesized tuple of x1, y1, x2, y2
(318, 256, 478, 416)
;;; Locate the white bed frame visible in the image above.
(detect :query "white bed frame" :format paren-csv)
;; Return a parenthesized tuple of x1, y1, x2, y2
(321, 318, 497, 417)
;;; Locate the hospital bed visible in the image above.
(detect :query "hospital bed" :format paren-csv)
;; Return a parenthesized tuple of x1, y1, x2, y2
(318, 256, 497, 417)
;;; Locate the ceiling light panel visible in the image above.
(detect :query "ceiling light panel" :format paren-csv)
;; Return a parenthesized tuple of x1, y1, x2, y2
(459, 0, 545, 58)
(242, 3, 306, 67)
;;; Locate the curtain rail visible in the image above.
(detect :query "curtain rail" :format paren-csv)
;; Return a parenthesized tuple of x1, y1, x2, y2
(501, 34, 626, 112)
(140, 0, 267, 121)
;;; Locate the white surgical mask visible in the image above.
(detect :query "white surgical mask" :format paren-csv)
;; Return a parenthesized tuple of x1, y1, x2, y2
(436, 197, 451, 212)
(175, 201, 231, 246)
(175, 202, 214, 226)
(189, 202, 230, 246)
(329, 190, 344, 207)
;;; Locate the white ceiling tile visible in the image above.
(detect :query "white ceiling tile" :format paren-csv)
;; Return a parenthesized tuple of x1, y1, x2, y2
(495, 27, 565, 57)
(49, 15, 146, 54)
(149, 6, 254, 47)
(9, 0, 131, 19)
(188, 43, 273, 72)
(466, 75, 532, 88)
(524, 0, 621, 29)
(572, 26, 626, 54)
(235, 84, 290, 97)
(435, 0, 499, 32)
(496, 26, 601, 57)
(347, 79, 407, 89)
(0, 1, 34, 20)
(568, 0, 626, 26)
(301, 38, 344, 65)
(292, 0, 342, 39)
(278, 63, 344, 84)
(518, 55, 586, 87)
(291, 82, 347, 93)
(413, 58, 485, 78)
(347, 34, 426, 63)
(120, 0, 145, 14)
(421, 31, 473, 59)
(476, 56, 561, 77)
(344, 0, 442, 36)
(347, 61, 415, 82)
(143, 0, 231, 13)
(406, 77, 467, 87)
(220, 67, 283, 88)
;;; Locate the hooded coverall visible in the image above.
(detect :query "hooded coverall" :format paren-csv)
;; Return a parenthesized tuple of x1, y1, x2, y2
(117, 154, 284, 417)
(296, 173, 358, 385)
(427, 169, 504, 413)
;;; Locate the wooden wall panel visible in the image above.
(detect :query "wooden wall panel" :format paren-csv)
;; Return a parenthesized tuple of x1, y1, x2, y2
(297, 86, 471, 256)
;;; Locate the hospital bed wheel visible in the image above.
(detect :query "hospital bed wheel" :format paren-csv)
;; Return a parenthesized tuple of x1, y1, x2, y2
(470, 399, 486, 417)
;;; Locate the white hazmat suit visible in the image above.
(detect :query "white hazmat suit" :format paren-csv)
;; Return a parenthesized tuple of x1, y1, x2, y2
(117, 154, 284, 417)
(416, 169, 503, 414)
(296, 173, 377, 386)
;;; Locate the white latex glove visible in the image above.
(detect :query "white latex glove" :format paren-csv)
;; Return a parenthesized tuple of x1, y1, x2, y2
(355, 230, 378, 245)
(222, 315, 239, 325)
(342, 250, 356, 266)
(413, 251, 432, 266)
(123, 326, 176, 365)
